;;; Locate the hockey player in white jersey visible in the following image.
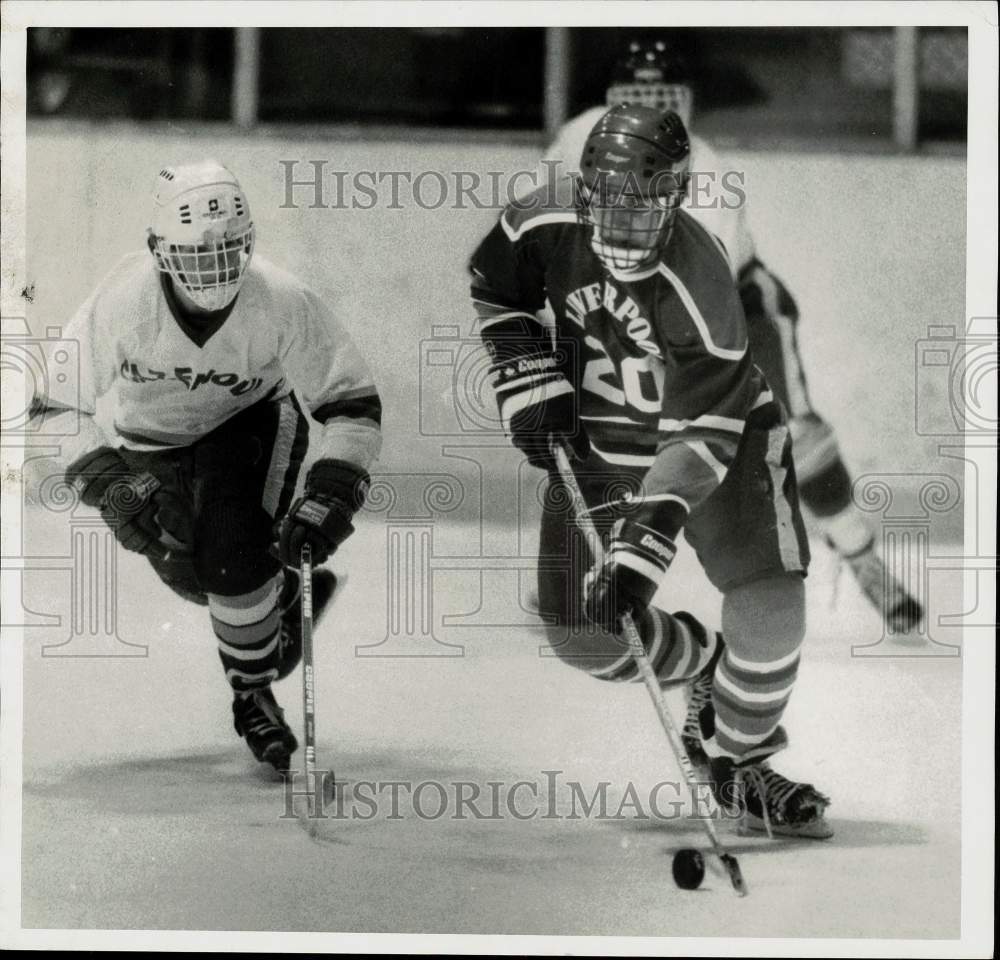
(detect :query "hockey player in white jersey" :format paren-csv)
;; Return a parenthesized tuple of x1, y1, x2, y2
(31, 160, 382, 773)
(544, 39, 923, 634)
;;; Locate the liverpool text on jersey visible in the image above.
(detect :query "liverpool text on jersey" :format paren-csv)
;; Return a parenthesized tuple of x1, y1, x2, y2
(564, 279, 663, 359)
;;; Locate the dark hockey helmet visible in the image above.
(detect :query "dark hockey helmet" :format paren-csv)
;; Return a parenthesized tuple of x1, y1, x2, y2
(607, 39, 694, 129)
(576, 103, 690, 273)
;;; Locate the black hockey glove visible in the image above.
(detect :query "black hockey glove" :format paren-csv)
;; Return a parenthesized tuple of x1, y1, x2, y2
(277, 459, 369, 568)
(66, 446, 169, 560)
(584, 512, 680, 633)
(491, 347, 588, 469)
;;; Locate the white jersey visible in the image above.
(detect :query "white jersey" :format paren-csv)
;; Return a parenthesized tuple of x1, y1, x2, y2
(541, 106, 757, 278)
(39, 251, 381, 473)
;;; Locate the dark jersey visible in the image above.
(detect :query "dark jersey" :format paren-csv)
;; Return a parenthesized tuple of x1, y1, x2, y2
(469, 181, 769, 515)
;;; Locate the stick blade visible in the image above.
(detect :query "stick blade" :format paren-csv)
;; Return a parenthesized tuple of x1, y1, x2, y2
(720, 853, 748, 896)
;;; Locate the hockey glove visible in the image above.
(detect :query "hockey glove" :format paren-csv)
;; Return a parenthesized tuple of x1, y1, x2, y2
(584, 517, 678, 633)
(491, 350, 588, 469)
(66, 446, 169, 560)
(277, 458, 369, 568)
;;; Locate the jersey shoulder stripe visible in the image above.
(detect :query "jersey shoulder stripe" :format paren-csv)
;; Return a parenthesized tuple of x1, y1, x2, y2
(659, 213, 747, 361)
(498, 175, 578, 241)
(312, 391, 382, 426)
(656, 261, 745, 361)
(500, 209, 578, 243)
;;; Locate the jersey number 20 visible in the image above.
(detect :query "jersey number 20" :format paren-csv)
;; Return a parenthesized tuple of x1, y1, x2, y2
(582, 353, 664, 414)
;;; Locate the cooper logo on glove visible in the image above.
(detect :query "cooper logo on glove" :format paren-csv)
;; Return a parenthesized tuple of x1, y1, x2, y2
(641, 532, 676, 563)
(295, 500, 330, 526)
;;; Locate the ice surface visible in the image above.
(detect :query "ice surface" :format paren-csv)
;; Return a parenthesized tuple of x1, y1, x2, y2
(18, 513, 962, 938)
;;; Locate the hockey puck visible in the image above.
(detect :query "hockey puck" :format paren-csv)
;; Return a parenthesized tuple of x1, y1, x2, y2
(672, 848, 705, 890)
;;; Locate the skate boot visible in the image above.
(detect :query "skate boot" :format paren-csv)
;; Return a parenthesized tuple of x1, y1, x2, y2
(680, 617, 724, 775)
(276, 568, 339, 681)
(232, 685, 298, 772)
(710, 751, 833, 840)
(838, 535, 923, 633)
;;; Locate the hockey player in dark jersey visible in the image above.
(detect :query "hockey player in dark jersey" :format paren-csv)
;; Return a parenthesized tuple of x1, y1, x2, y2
(31, 161, 382, 774)
(544, 39, 922, 635)
(470, 104, 831, 837)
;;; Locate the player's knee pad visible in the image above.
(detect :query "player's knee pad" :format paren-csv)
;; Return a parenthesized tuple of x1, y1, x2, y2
(536, 566, 585, 625)
(543, 622, 634, 679)
(790, 414, 853, 517)
(538, 580, 631, 677)
(147, 553, 208, 606)
(537, 585, 595, 666)
(722, 573, 805, 662)
(538, 572, 665, 683)
(194, 497, 279, 596)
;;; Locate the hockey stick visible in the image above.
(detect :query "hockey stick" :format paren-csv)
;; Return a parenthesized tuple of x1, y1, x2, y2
(298, 543, 335, 839)
(550, 440, 748, 896)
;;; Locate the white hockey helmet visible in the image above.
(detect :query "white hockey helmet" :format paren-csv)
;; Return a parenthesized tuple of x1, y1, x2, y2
(148, 160, 254, 311)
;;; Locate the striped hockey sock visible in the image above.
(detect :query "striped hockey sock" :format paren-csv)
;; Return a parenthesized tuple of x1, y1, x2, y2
(210, 577, 283, 693)
(586, 609, 717, 684)
(710, 647, 799, 761)
(708, 574, 806, 762)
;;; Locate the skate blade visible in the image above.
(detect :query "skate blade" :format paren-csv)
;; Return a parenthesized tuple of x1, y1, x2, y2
(738, 813, 834, 840)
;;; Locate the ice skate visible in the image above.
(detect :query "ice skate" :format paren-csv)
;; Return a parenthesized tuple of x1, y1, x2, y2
(680, 618, 724, 775)
(232, 686, 298, 772)
(839, 536, 923, 633)
(710, 753, 833, 840)
(276, 568, 339, 681)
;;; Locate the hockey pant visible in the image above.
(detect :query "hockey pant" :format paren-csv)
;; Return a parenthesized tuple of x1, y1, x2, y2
(536, 400, 810, 761)
(118, 394, 310, 691)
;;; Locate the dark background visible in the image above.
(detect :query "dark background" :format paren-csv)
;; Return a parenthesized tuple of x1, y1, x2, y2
(27, 27, 968, 143)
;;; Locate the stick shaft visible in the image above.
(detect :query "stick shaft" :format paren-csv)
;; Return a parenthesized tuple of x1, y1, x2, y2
(300, 545, 317, 795)
(550, 443, 746, 893)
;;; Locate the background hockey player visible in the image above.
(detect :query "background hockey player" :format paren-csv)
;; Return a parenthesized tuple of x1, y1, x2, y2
(470, 104, 831, 837)
(542, 38, 922, 634)
(30, 160, 382, 774)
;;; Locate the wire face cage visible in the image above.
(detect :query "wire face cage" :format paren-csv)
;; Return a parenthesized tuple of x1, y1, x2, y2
(151, 226, 255, 311)
(576, 174, 686, 272)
